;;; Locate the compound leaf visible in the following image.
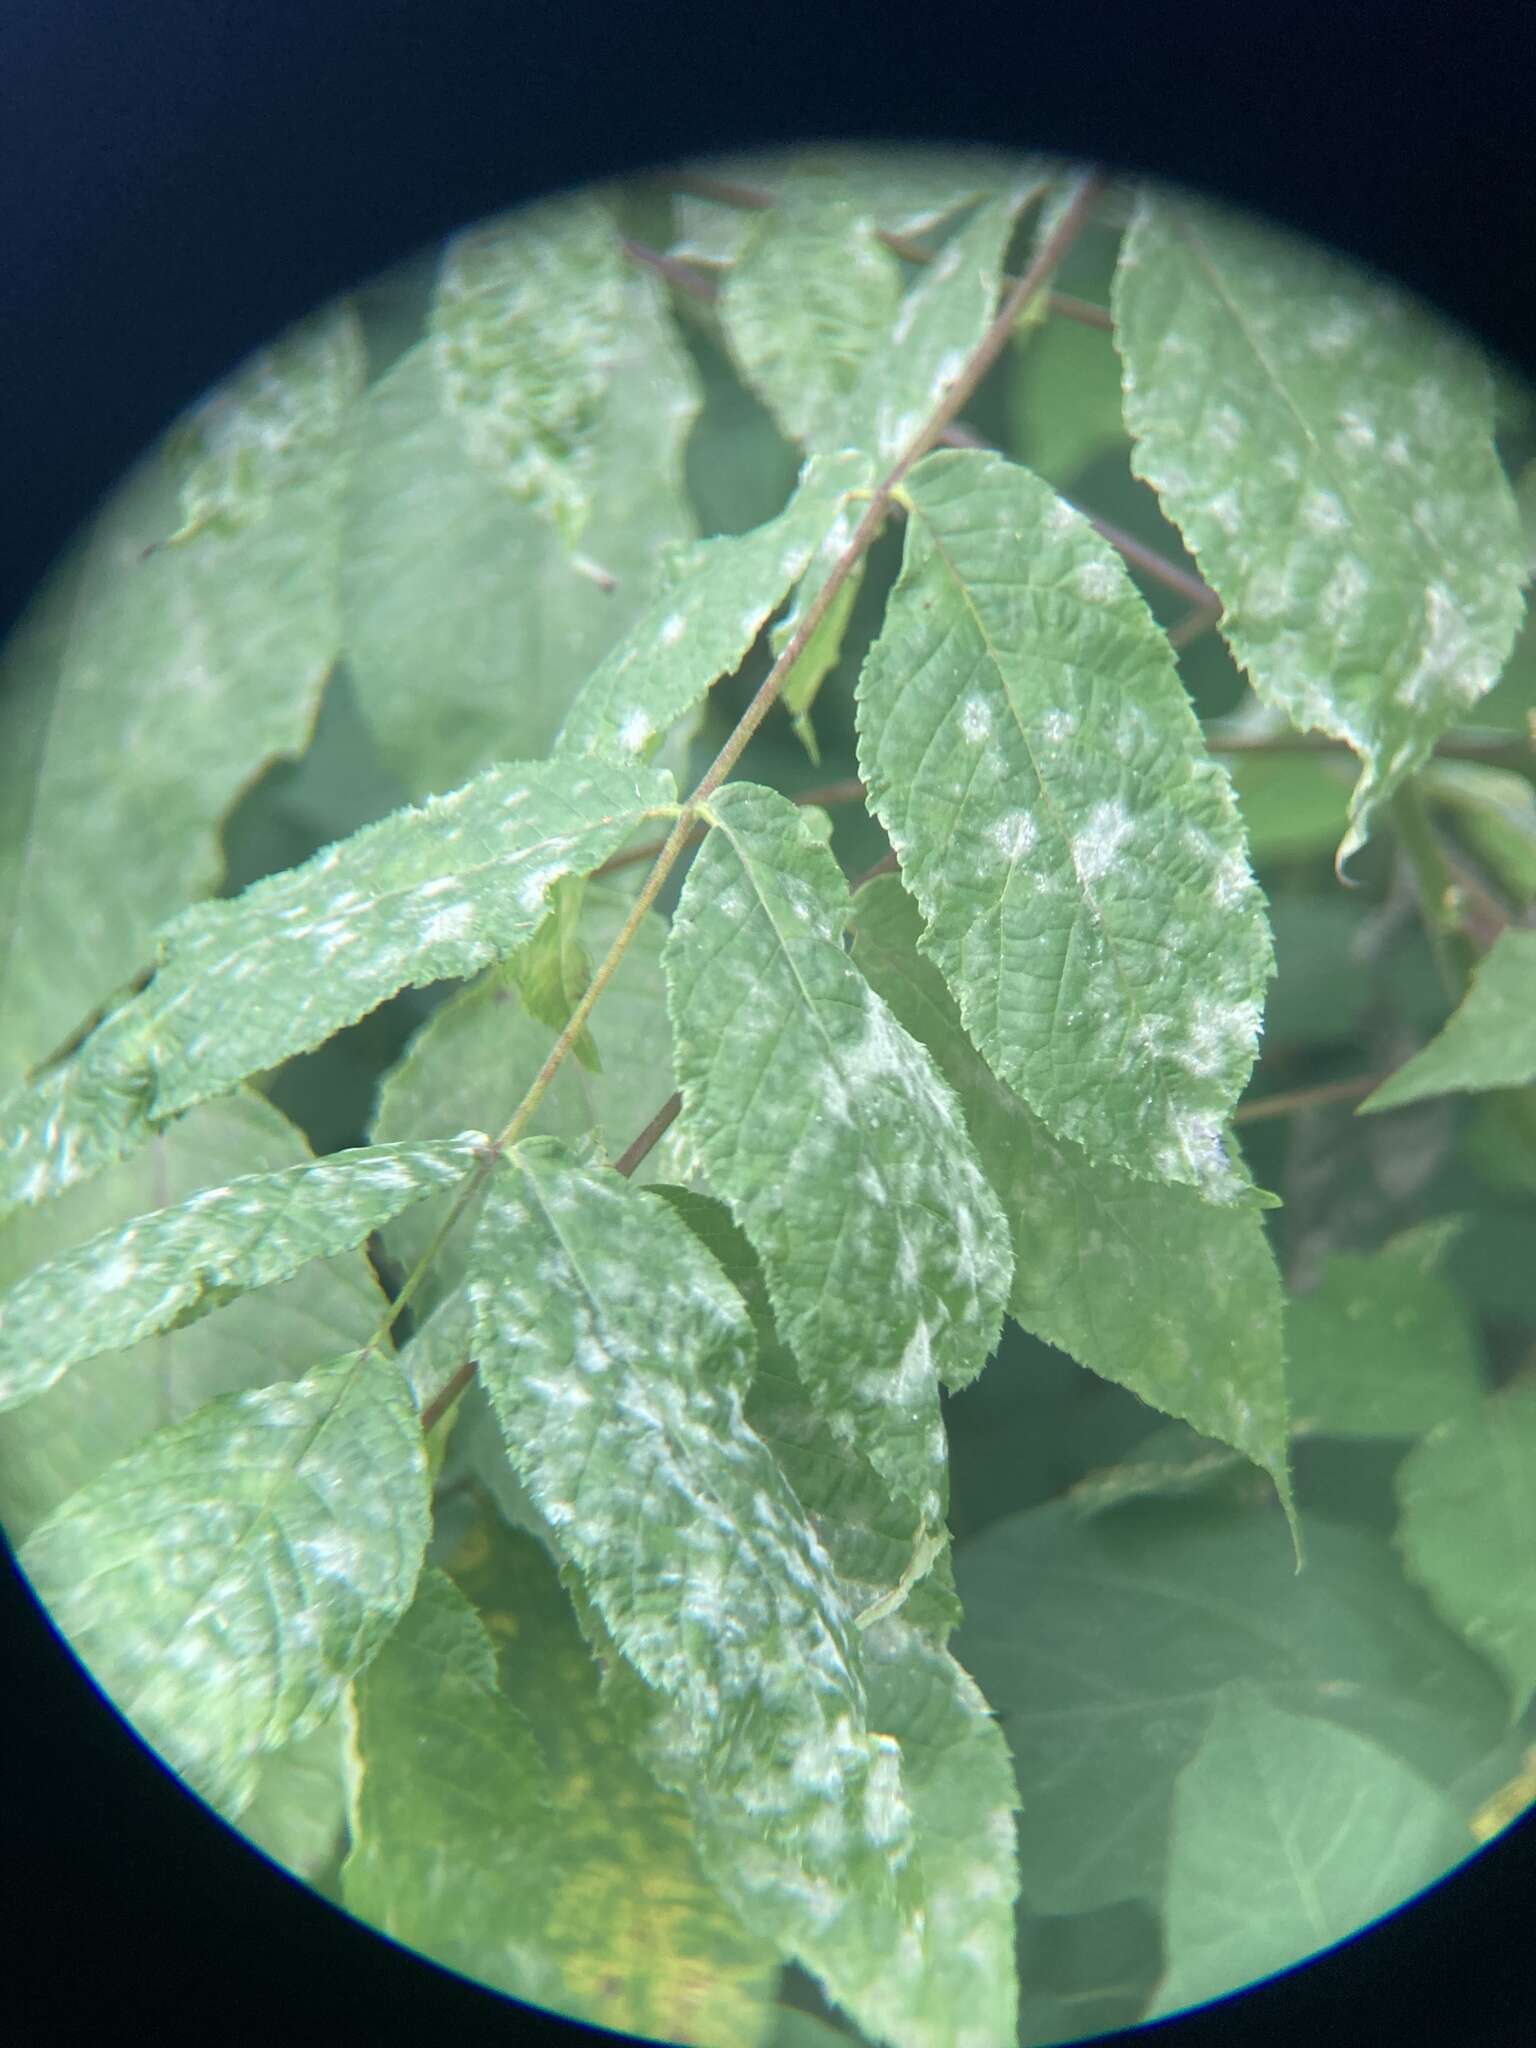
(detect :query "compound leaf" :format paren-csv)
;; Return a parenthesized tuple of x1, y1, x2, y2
(1113, 189, 1525, 872)
(666, 782, 1011, 1529)
(1360, 928, 1536, 1112)
(0, 1133, 483, 1413)
(856, 447, 1273, 1203)
(20, 1346, 430, 1819)
(0, 755, 674, 1214)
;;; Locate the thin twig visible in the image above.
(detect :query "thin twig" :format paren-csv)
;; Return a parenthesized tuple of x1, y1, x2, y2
(649, 177, 1109, 330)
(593, 779, 870, 881)
(613, 1091, 683, 1178)
(1232, 1074, 1381, 1124)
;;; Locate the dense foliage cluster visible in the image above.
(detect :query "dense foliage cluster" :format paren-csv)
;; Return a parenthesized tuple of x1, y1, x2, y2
(3, 149, 1535, 2045)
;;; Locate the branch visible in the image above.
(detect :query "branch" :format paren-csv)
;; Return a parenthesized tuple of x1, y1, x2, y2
(1232, 1074, 1381, 1125)
(639, 181, 1112, 330)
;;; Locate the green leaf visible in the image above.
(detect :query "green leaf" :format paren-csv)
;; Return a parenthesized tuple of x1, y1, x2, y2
(0, 1132, 482, 1414)
(952, 1497, 1509, 1914)
(1360, 927, 1536, 1111)
(342, 1566, 565, 2010)
(1147, 1683, 1464, 2022)
(1113, 190, 1526, 872)
(849, 873, 1295, 1530)
(512, 1173, 1021, 2048)
(0, 1090, 386, 1541)
(719, 164, 903, 454)
(856, 447, 1273, 1203)
(0, 755, 675, 1214)
(20, 1346, 430, 1818)
(241, 1716, 350, 1885)
(0, 309, 364, 1084)
(1394, 1381, 1536, 1716)
(1422, 759, 1536, 906)
(844, 1618, 1020, 2048)
(464, 1139, 920, 1923)
(553, 449, 868, 764)
(343, 277, 699, 800)
(515, 876, 600, 1070)
(441, 1495, 782, 2048)
(846, 177, 1048, 465)
(666, 783, 1011, 1528)
(654, 1184, 962, 1642)
(1285, 1222, 1485, 1438)
(772, 552, 866, 765)
(429, 193, 627, 546)
(163, 305, 366, 542)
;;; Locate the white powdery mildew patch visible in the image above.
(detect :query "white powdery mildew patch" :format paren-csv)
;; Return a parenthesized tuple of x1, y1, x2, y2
(659, 610, 687, 648)
(959, 696, 991, 743)
(1301, 489, 1348, 537)
(1202, 402, 1244, 453)
(1071, 558, 1120, 604)
(1334, 406, 1378, 452)
(617, 709, 653, 755)
(1207, 488, 1242, 539)
(1038, 707, 1078, 745)
(418, 900, 477, 947)
(1397, 579, 1479, 710)
(1069, 799, 1134, 886)
(990, 811, 1038, 862)
(1308, 299, 1365, 358)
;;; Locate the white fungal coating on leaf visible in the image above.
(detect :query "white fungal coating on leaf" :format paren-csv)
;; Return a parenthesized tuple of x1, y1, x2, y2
(665, 782, 1010, 1532)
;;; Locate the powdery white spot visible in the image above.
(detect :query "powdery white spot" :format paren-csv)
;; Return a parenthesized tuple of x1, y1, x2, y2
(659, 610, 686, 648)
(927, 347, 967, 405)
(1039, 708, 1077, 744)
(1070, 799, 1133, 884)
(1383, 432, 1412, 467)
(1207, 488, 1242, 538)
(1309, 302, 1364, 357)
(1044, 498, 1076, 536)
(616, 709, 652, 754)
(990, 811, 1038, 862)
(1397, 580, 1475, 709)
(1335, 408, 1377, 451)
(1301, 489, 1348, 536)
(1204, 403, 1244, 452)
(420, 901, 476, 947)
(1072, 558, 1119, 603)
(960, 697, 991, 742)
